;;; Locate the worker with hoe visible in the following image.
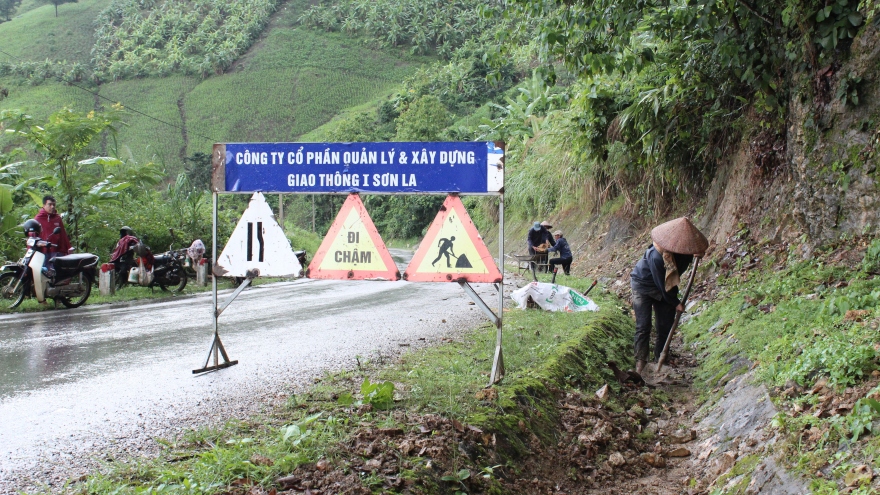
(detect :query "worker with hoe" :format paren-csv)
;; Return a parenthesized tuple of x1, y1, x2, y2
(629, 217, 708, 375)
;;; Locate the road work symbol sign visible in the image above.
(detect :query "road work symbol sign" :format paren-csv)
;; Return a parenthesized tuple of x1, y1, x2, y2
(403, 195, 501, 283)
(307, 193, 400, 281)
(214, 192, 303, 278)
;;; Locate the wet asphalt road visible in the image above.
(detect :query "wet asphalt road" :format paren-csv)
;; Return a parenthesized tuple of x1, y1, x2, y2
(0, 250, 505, 492)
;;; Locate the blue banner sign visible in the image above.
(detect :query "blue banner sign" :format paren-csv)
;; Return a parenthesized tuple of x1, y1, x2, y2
(217, 142, 504, 195)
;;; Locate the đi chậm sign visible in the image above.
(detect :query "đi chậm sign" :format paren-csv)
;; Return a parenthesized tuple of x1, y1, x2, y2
(213, 142, 504, 195)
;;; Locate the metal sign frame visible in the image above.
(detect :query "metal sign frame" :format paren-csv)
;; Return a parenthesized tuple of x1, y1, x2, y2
(196, 142, 506, 385)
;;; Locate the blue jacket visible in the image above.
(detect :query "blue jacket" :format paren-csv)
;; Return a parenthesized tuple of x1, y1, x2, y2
(548, 237, 572, 259)
(630, 245, 692, 306)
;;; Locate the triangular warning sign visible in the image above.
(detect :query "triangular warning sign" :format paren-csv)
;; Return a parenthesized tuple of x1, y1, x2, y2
(214, 192, 303, 278)
(307, 193, 400, 280)
(404, 195, 501, 283)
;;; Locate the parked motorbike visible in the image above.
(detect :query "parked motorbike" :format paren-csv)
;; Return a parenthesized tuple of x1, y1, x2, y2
(121, 229, 188, 292)
(0, 222, 98, 309)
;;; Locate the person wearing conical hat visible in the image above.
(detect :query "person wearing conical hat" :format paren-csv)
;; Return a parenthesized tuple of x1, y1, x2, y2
(629, 217, 708, 374)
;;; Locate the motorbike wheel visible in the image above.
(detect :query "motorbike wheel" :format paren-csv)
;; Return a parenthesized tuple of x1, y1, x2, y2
(59, 273, 93, 308)
(159, 267, 187, 293)
(0, 273, 27, 309)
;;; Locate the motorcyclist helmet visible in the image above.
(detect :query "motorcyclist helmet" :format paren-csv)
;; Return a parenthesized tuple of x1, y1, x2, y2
(120, 226, 135, 238)
(23, 219, 41, 236)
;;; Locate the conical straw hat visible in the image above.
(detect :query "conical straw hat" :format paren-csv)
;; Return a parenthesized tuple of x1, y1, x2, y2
(651, 217, 708, 256)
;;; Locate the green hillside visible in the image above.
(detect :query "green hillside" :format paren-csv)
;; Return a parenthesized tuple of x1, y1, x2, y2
(0, 0, 109, 65)
(0, 0, 426, 168)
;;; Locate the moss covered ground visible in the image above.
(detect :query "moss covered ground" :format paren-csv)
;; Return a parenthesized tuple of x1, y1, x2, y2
(682, 235, 880, 493)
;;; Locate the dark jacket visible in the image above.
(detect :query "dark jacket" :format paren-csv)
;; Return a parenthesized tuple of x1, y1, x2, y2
(548, 237, 572, 259)
(630, 245, 693, 306)
(527, 229, 542, 248)
(34, 208, 71, 255)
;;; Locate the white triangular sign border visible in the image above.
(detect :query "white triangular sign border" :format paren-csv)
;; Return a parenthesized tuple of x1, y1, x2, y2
(215, 192, 302, 278)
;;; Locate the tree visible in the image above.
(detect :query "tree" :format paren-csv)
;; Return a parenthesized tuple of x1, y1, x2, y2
(0, 0, 21, 22)
(41, 0, 76, 17)
(0, 105, 133, 244)
(394, 95, 451, 141)
(184, 152, 213, 192)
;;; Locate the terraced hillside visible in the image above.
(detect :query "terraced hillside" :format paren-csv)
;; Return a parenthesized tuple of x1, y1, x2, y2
(0, 0, 426, 168)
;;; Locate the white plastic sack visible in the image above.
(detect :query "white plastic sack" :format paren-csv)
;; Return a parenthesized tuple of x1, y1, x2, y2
(511, 282, 599, 312)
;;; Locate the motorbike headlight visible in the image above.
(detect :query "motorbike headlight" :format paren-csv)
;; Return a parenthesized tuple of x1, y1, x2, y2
(26, 238, 36, 247)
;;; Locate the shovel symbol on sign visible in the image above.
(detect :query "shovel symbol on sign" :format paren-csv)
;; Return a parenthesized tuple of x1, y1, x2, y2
(432, 236, 472, 268)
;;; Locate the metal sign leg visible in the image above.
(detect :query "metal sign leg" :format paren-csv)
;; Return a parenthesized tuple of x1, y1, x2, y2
(491, 194, 505, 384)
(193, 192, 239, 374)
(459, 280, 504, 384)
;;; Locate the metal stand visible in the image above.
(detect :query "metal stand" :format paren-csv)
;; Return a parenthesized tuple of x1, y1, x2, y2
(489, 195, 505, 384)
(193, 192, 240, 374)
(456, 195, 505, 385)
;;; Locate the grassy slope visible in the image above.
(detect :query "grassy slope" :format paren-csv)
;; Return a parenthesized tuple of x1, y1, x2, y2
(78, 277, 635, 494)
(185, 5, 424, 152)
(0, 0, 109, 64)
(1, 0, 426, 167)
(99, 76, 199, 165)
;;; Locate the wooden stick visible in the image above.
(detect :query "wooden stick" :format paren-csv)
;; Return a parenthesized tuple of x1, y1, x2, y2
(656, 256, 702, 371)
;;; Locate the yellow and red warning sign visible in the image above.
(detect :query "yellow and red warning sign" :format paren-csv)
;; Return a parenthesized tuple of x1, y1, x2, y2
(307, 194, 400, 280)
(404, 195, 501, 283)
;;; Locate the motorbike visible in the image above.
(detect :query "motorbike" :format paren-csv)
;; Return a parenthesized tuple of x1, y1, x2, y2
(0, 228, 99, 309)
(117, 229, 188, 292)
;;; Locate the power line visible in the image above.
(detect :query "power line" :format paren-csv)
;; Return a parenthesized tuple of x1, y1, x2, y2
(0, 48, 219, 144)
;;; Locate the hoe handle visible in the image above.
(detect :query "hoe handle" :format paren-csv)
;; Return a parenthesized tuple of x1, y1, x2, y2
(656, 257, 701, 371)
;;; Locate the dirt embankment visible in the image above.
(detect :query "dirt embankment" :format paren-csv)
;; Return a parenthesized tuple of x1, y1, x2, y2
(480, 24, 880, 495)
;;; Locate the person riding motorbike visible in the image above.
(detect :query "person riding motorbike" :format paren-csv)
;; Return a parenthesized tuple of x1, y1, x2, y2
(34, 196, 73, 275)
(109, 226, 140, 287)
(110, 227, 139, 262)
(0, 219, 98, 309)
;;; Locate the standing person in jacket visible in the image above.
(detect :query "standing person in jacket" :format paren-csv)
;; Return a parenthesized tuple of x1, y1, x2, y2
(527, 222, 543, 255)
(34, 195, 72, 257)
(547, 230, 573, 275)
(629, 217, 707, 374)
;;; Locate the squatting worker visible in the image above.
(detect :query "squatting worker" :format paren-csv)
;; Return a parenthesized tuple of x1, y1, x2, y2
(547, 230, 573, 275)
(629, 217, 707, 374)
